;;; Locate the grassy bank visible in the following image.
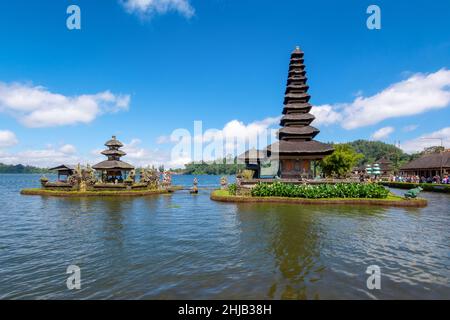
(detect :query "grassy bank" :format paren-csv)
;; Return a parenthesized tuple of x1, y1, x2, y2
(20, 186, 183, 197)
(380, 182, 450, 193)
(211, 190, 427, 207)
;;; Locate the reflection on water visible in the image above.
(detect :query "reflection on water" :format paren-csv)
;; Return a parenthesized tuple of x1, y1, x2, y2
(0, 174, 449, 299)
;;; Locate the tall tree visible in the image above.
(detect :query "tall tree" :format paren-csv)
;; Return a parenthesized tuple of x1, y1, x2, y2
(319, 144, 363, 178)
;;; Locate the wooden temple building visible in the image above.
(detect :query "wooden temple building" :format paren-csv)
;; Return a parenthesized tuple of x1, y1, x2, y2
(400, 150, 450, 178)
(240, 47, 334, 179)
(48, 165, 75, 182)
(92, 136, 134, 183)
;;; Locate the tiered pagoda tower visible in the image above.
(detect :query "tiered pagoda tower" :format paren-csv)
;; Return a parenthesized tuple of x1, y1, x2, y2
(279, 46, 318, 140)
(93, 136, 135, 182)
(267, 46, 334, 179)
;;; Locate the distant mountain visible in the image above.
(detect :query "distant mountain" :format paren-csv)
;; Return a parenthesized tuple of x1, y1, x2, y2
(0, 163, 50, 174)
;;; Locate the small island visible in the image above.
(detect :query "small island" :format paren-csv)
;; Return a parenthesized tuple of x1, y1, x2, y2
(211, 183, 427, 207)
(21, 136, 179, 197)
(212, 47, 427, 208)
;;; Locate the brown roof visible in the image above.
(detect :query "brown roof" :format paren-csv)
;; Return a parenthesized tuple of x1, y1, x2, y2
(286, 84, 309, 91)
(267, 140, 334, 155)
(105, 136, 124, 147)
(290, 57, 304, 62)
(376, 157, 392, 165)
(280, 113, 315, 125)
(238, 148, 268, 161)
(101, 149, 127, 156)
(92, 160, 134, 170)
(288, 69, 306, 76)
(278, 125, 319, 137)
(283, 102, 312, 110)
(284, 93, 310, 104)
(400, 152, 450, 170)
(49, 164, 75, 171)
(289, 63, 305, 69)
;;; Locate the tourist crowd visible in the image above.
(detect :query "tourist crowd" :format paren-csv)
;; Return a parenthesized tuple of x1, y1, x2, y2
(389, 175, 450, 184)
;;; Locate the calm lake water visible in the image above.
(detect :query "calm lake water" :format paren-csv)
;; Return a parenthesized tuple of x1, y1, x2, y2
(0, 174, 449, 299)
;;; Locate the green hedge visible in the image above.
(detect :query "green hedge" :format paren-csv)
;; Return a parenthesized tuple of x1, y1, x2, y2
(251, 182, 390, 199)
(380, 182, 450, 193)
(228, 183, 237, 195)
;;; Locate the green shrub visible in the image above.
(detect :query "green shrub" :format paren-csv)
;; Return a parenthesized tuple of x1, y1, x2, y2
(251, 182, 389, 199)
(228, 183, 237, 195)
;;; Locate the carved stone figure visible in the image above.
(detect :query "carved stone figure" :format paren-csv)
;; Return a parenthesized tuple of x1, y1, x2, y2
(220, 176, 228, 190)
(404, 186, 423, 199)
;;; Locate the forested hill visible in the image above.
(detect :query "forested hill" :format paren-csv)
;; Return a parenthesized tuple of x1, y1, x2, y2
(347, 140, 411, 166)
(0, 163, 50, 174)
(179, 140, 420, 174)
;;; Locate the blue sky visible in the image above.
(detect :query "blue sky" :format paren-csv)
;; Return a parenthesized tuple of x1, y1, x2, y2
(0, 0, 449, 167)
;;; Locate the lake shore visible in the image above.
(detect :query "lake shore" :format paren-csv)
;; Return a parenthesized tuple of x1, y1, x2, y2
(380, 182, 450, 193)
(211, 189, 428, 207)
(20, 186, 183, 197)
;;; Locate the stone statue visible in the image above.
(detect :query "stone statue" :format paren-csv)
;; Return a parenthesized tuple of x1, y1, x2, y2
(68, 164, 82, 186)
(162, 171, 172, 189)
(404, 186, 423, 199)
(82, 164, 97, 186)
(190, 177, 199, 194)
(141, 167, 160, 189)
(129, 169, 136, 183)
(40, 175, 49, 187)
(220, 176, 228, 190)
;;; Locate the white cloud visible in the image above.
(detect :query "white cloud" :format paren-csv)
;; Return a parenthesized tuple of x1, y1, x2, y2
(310, 104, 343, 126)
(121, 0, 195, 18)
(204, 116, 280, 143)
(121, 138, 170, 167)
(341, 69, 450, 129)
(59, 144, 77, 154)
(0, 82, 130, 128)
(401, 127, 450, 153)
(0, 130, 18, 148)
(371, 126, 395, 140)
(307, 69, 450, 130)
(162, 117, 280, 166)
(0, 147, 83, 168)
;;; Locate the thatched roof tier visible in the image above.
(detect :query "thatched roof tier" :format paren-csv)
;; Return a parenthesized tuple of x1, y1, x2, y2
(286, 84, 309, 92)
(289, 63, 305, 70)
(287, 75, 307, 84)
(238, 148, 268, 161)
(105, 136, 124, 147)
(93, 135, 134, 173)
(49, 164, 75, 171)
(280, 113, 315, 126)
(101, 149, 127, 157)
(288, 69, 306, 76)
(282, 103, 312, 114)
(291, 47, 304, 57)
(290, 57, 305, 63)
(92, 160, 135, 170)
(278, 126, 320, 140)
(400, 152, 450, 170)
(267, 140, 334, 155)
(377, 157, 393, 165)
(284, 93, 310, 104)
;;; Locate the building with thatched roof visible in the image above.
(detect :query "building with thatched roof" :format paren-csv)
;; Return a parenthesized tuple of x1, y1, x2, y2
(239, 47, 334, 179)
(49, 164, 75, 182)
(93, 136, 134, 183)
(400, 151, 450, 178)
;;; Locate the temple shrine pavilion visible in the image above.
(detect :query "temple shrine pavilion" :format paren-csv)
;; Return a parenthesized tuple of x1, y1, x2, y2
(92, 136, 134, 183)
(240, 47, 334, 179)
